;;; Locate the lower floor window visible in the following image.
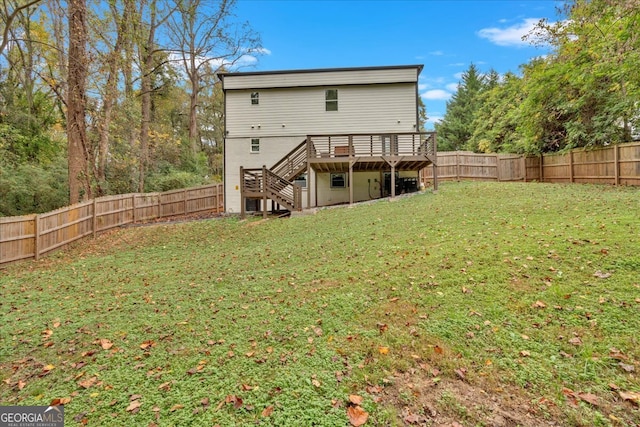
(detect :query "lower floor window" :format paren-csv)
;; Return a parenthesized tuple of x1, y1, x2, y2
(330, 173, 346, 188)
(250, 138, 260, 153)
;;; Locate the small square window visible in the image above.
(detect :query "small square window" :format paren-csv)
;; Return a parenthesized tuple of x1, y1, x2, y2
(294, 173, 307, 188)
(251, 92, 259, 105)
(325, 89, 338, 111)
(330, 173, 346, 188)
(250, 138, 260, 153)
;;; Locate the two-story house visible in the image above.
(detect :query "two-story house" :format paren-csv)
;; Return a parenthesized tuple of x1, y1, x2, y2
(219, 65, 437, 216)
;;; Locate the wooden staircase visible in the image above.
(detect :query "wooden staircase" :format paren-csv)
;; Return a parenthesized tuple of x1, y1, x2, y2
(240, 139, 308, 218)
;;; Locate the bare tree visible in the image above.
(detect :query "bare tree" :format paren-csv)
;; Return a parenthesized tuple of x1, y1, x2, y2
(167, 0, 260, 155)
(0, 0, 42, 53)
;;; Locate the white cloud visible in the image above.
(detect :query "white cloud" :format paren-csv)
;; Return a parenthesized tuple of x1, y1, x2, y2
(429, 50, 444, 56)
(427, 115, 443, 124)
(418, 83, 428, 91)
(453, 72, 464, 80)
(446, 83, 459, 92)
(421, 89, 451, 101)
(477, 18, 541, 47)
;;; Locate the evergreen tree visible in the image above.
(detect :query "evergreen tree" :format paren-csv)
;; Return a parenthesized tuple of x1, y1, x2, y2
(435, 64, 485, 151)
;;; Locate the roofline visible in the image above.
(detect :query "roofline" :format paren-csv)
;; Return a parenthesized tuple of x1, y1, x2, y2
(218, 64, 424, 81)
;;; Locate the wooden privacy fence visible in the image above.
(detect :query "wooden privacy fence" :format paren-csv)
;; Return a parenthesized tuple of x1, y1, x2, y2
(0, 183, 223, 266)
(421, 142, 640, 186)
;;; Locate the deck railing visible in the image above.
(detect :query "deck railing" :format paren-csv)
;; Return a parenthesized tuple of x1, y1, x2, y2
(270, 139, 308, 181)
(307, 132, 437, 159)
(240, 166, 302, 216)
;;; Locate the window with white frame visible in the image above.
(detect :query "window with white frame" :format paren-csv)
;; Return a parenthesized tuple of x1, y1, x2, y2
(250, 138, 260, 153)
(330, 173, 346, 188)
(251, 92, 259, 105)
(325, 89, 338, 111)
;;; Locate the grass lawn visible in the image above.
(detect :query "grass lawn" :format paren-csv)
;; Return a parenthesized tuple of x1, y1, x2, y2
(1, 181, 639, 426)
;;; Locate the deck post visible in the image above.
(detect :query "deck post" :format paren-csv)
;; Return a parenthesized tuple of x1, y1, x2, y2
(349, 160, 354, 205)
(240, 166, 245, 219)
(262, 165, 268, 219)
(432, 133, 438, 191)
(390, 165, 396, 198)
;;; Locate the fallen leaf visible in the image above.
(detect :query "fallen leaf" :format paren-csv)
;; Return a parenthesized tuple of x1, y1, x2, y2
(347, 405, 369, 426)
(140, 340, 156, 351)
(169, 404, 184, 412)
(225, 394, 243, 409)
(619, 362, 635, 372)
(455, 367, 467, 380)
(312, 379, 321, 387)
(241, 384, 253, 391)
(578, 392, 599, 406)
(434, 345, 443, 355)
(520, 350, 530, 357)
(17, 379, 26, 390)
(376, 323, 388, 334)
(78, 376, 98, 389)
(49, 397, 71, 406)
(261, 405, 274, 417)
(568, 337, 582, 346)
(619, 391, 640, 405)
(593, 270, 611, 279)
(158, 382, 171, 392)
(378, 346, 389, 355)
(126, 400, 142, 413)
(349, 395, 363, 405)
(532, 300, 546, 309)
(42, 364, 55, 373)
(98, 339, 113, 350)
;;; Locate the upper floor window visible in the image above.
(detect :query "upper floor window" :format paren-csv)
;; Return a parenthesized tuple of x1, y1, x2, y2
(325, 89, 338, 111)
(251, 92, 259, 105)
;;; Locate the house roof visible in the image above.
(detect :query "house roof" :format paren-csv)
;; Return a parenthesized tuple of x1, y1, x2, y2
(219, 65, 423, 91)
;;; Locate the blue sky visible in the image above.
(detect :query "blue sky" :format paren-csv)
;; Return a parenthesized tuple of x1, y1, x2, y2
(234, 0, 566, 129)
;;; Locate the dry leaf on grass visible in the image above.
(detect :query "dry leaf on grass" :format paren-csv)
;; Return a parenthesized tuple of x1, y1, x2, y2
(347, 405, 369, 426)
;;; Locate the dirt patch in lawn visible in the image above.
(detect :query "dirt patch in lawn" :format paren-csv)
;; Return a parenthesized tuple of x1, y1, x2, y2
(379, 368, 562, 426)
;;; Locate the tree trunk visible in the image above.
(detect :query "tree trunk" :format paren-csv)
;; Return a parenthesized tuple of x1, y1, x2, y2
(138, 1, 157, 193)
(67, 0, 91, 203)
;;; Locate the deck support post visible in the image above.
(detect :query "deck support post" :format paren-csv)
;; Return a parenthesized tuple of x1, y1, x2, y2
(262, 165, 268, 219)
(240, 166, 246, 219)
(349, 160, 354, 205)
(390, 165, 396, 198)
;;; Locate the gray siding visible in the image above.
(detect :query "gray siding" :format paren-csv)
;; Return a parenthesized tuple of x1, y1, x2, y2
(226, 83, 418, 138)
(222, 67, 419, 90)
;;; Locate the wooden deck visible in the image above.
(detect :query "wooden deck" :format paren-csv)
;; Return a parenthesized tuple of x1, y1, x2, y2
(240, 132, 438, 217)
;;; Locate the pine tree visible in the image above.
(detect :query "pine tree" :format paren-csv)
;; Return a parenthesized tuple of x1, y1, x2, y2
(435, 64, 485, 151)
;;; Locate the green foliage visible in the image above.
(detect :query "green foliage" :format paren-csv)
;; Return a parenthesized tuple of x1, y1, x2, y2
(0, 156, 68, 216)
(435, 64, 489, 151)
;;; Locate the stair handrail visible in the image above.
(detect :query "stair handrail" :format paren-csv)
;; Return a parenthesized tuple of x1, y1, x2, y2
(270, 139, 308, 180)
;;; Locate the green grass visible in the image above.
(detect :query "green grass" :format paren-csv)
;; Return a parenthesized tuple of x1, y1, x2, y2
(1, 181, 639, 426)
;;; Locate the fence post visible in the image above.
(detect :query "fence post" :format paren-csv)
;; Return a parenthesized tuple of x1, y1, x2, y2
(539, 154, 544, 182)
(455, 151, 460, 181)
(184, 189, 188, 215)
(132, 194, 137, 224)
(34, 214, 40, 261)
(569, 151, 574, 183)
(92, 198, 97, 238)
(614, 144, 620, 186)
(521, 156, 527, 182)
(157, 194, 162, 219)
(496, 155, 501, 181)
